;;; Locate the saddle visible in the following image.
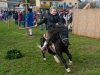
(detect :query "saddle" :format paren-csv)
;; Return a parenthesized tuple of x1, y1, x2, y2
(43, 33, 56, 52)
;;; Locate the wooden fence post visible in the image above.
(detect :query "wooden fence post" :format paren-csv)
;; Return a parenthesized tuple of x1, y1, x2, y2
(25, 0, 28, 35)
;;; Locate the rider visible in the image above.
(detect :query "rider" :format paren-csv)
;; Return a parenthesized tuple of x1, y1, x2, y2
(35, 6, 62, 51)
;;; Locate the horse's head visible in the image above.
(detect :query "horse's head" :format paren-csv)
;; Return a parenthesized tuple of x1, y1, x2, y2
(58, 26, 69, 46)
(50, 25, 69, 46)
(59, 32, 69, 46)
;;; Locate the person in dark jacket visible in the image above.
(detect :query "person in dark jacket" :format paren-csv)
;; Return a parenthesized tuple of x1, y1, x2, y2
(39, 9, 44, 30)
(14, 11, 18, 25)
(8, 10, 12, 18)
(21, 11, 26, 27)
(35, 6, 62, 51)
(59, 11, 66, 25)
(68, 13, 73, 30)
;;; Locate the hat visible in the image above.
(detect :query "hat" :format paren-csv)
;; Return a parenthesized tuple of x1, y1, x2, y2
(28, 8, 32, 12)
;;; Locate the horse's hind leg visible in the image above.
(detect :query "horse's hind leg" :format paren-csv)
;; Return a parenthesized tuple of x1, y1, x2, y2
(57, 51, 70, 72)
(40, 35, 47, 60)
(65, 49, 72, 65)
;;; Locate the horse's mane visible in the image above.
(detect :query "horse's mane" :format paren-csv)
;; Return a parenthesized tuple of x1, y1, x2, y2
(50, 25, 68, 35)
(49, 25, 68, 43)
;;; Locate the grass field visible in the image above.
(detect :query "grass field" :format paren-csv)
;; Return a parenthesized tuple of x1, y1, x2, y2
(0, 20, 100, 75)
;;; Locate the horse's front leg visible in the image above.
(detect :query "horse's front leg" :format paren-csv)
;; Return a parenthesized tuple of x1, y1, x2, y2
(42, 51, 46, 60)
(65, 49, 72, 65)
(57, 51, 70, 72)
(53, 55, 60, 63)
(37, 45, 46, 60)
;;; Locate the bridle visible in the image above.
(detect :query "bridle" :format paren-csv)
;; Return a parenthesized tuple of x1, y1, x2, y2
(59, 33, 69, 43)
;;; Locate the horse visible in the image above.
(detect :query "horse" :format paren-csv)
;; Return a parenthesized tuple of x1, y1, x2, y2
(38, 25, 72, 72)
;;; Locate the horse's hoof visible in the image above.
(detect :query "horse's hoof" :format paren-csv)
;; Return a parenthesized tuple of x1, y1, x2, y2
(43, 58, 46, 60)
(69, 60, 73, 65)
(66, 68, 71, 72)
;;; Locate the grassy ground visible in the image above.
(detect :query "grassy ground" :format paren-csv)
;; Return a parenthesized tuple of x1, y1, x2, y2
(0, 19, 100, 75)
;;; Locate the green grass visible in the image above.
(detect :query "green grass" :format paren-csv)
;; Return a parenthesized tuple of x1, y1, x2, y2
(0, 19, 100, 75)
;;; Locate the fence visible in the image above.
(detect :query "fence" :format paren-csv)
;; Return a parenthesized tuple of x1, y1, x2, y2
(72, 9, 100, 38)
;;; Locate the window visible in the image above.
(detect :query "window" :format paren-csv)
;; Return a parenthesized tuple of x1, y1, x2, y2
(8, 0, 20, 8)
(64, 2, 66, 5)
(55, 2, 58, 7)
(63, 2, 67, 8)
(43, 1, 46, 4)
(69, 2, 72, 5)
(69, 2, 72, 7)
(50, 2, 53, 6)
(75, 3, 77, 5)
(55, 2, 58, 5)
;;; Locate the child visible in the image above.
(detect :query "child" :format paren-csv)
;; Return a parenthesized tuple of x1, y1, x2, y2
(26, 8, 34, 36)
(35, 6, 62, 51)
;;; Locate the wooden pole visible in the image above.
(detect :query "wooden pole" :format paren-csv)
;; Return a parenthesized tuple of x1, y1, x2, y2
(77, 1, 79, 9)
(25, 0, 28, 35)
(83, 3, 90, 9)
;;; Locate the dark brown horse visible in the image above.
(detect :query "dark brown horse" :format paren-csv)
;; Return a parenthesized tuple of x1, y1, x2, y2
(38, 25, 72, 72)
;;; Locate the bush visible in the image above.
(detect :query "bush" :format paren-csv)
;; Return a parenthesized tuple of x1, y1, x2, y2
(5, 49, 23, 60)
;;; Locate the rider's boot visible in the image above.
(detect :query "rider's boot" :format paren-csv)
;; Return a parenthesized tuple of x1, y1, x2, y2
(41, 41, 48, 51)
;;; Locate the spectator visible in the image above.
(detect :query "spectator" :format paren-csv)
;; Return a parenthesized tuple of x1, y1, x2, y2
(68, 13, 73, 30)
(14, 11, 18, 25)
(43, 10, 48, 30)
(21, 11, 26, 27)
(39, 9, 44, 30)
(0, 12, 2, 20)
(18, 11, 22, 27)
(26, 8, 34, 36)
(59, 11, 66, 25)
(8, 10, 12, 18)
(5, 10, 8, 23)
(33, 11, 37, 25)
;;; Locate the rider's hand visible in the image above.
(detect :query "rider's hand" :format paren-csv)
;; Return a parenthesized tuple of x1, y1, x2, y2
(34, 24, 38, 27)
(56, 23, 59, 26)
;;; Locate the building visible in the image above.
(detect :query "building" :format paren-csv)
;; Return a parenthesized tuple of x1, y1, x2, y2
(0, 0, 8, 8)
(0, 0, 20, 8)
(7, 0, 20, 8)
(36, 0, 78, 10)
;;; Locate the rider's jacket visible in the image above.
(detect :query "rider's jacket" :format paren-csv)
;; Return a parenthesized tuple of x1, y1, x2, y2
(37, 12, 62, 30)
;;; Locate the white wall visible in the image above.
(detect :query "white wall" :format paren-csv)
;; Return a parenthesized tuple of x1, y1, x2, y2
(0, 2, 8, 8)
